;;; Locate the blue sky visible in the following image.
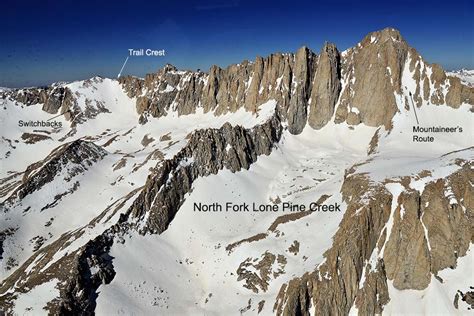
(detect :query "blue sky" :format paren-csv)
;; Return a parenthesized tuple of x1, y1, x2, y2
(1, 0, 473, 87)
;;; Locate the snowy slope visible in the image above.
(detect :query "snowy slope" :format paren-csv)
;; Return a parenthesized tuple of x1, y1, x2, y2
(95, 97, 473, 315)
(95, 56, 473, 315)
(96, 122, 378, 315)
(447, 69, 474, 87)
(0, 47, 473, 315)
(0, 78, 277, 283)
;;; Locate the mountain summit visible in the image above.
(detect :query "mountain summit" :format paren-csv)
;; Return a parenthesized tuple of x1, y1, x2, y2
(0, 28, 473, 315)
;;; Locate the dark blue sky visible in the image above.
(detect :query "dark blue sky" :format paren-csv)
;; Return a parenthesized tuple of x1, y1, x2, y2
(1, 0, 473, 87)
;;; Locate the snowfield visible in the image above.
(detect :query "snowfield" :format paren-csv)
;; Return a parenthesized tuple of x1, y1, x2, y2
(447, 69, 474, 87)
(96, 122, 376, 315)
(0, 63, 473, 315)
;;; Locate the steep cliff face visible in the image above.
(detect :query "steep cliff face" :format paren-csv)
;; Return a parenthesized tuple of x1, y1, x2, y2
(3, 28, 472, 135)
(286, 47, 317, 134)
(118, 54, 306, 131)
(273, 173, 392, 316)
(308, 43, 341, 129)
(117, 27, 472, 134)
(0, 28, 473, 315)
(7, 85, 64, 113)
(5, 84, 77, 121)
(274, 157, 473, 315)
(335, 28, 408, 128)
(0, 222, 117, 314)
(118, 50, 313, 132)
(383, 173, 471, 290)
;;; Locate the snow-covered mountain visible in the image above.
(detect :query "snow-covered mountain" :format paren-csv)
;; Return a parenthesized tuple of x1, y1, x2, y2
(447, 69, 474, 87)
(0, 28, 473, 315)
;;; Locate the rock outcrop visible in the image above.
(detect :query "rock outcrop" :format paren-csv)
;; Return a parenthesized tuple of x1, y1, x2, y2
(118, 48, 318, 134)
(1, 85, 76, 117)
(287, 47, 317, 134)
(0, 112, 283, 313)
(308, 42, 341, 129)
(2, 28, 473, 135)
(128, 112, 282, 233)
(117, 27, 473, 132)
(334, 28, 408, 128)
(3, 140, 107, 205)
(385, 166, 472, 290)
(1, 27, 473, 315)
(0, 225, 116, 314)
(274, 158, 473, 315)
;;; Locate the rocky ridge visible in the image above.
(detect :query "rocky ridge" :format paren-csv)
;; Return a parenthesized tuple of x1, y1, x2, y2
(273, 157, 473, 315)
(1, 76, 116, 126)
(0, 111, 283, 313)
(0, 27, 472, 315)
(127, 112, 282, 234)
(117, 28, 473, 132)
(4, 85, 75, 119)
(2, 28, 472, 134)
(2, 140, 107, 209)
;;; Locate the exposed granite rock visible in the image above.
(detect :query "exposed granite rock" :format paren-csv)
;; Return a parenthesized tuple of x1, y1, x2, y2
(455, 289, 474, 310)
(308, 43, 341, 129)
(274, 158, 473, 315)
(20, 132, 52, 144)
(0, 112, 283, 314)
(274, 173, 392, 315)
(446, 76, 474, 108)
(201, 64, 220, 113)
(3, 85, 75, 116)
(128, 113, 282, 233)
(237, 252, 284, 293)
(212, 62, 252, 115)
(383, 189, 432, 289)
(42, 87, 67, 114)
(1, 80, 110, 126)
(54, 233, 115, 314)
(346, 111, 362, 125)
(0, 226, 116, 315)
(418, 166, 472, 271)
(119, 49, 313, 135)
(384, 164, 472, 290)
(2, 28, 473, 315)
(352, 260, 390, 315)
(287, 47, 316, 134)
(367, 128, 381, 155)
(6, 88, 48, 107)
(120, 27, 472, 135)
(335, 28, 408, 128)
(3, 28, 473, 137)
(406, 47, 474, 109)
(118, 75, 143, 98)
(3, 140, 107, 204)
(119, 65, 208, 118)
(0, 228, 17, 260)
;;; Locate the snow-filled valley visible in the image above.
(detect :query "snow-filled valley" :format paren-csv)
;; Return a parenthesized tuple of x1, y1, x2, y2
(0, 43, 473, 315)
